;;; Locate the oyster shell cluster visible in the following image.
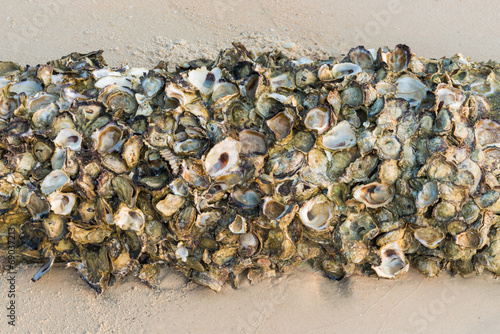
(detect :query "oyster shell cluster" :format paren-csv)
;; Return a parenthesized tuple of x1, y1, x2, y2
(1, 44, 500, 293)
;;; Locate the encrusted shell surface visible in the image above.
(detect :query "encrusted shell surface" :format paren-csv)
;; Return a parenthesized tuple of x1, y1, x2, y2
(4, 45, 500, 293)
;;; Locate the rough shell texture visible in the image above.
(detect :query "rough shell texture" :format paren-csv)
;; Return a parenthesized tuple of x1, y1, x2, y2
(1, 45, 500, 293)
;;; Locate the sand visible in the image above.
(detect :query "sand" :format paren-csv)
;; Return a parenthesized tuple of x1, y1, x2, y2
(1, 0, 500, 333)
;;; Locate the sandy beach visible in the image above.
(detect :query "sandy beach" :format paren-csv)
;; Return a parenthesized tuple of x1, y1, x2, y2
(1, 1, 500, 333)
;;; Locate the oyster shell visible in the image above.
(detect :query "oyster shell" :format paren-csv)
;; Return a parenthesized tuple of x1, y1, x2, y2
(113, 205, 145, 232)
(304, 106, 331, 135)
(320, 120, 357, 151)
(353, 182, 394, 208)
(204, 137, 241, 178)
(298, 195, 333, 231)
(373, 241, 409, 279)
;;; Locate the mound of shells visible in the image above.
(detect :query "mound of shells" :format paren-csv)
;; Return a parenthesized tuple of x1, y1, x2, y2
(1, 44, 500, 293)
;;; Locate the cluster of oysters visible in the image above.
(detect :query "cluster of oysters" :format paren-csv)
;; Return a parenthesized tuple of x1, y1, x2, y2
(1, 44, 500, 293)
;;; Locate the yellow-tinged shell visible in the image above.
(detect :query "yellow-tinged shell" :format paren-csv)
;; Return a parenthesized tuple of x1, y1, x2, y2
(156, 194, 185, 217)
(414, 227, 445, 249)
(113, 205, 145, 232)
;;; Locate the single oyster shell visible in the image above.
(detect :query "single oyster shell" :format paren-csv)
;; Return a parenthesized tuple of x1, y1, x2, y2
(27, 92, 57, 113)
(140, 71, 165, 98)
(195, 211, 221, 229)
(382, 44, 411, 72)
(436, 84, 465, 111)
(27, 192, 50, 219)
(212, 81, 239, 105)
(294, 64, 318, 88)
(229, 215, 247, 234)
(319, 63, 361, 81)
(414, 227, 445, 249)
(204, 137, 241, 178)
(43, 213, 67, 241)
(47, 191, 77, 215)
(475, 119, 500, 147)
(416, 181, 439, 210)
(372, 241, 409, 279)
(348, 46, 375, 69)
(230, 187, 261, 209)
(433, 201, 458, 223)
(33, 140, 54, 163)
(0, 96, 18, 121)
(320, 120, 357, 151)
(121, 135, 143, 169)
(298, 195, 333, 231)
(92, 123, 123, 155)
(262, 197, 287, 220)
(378, 159, 399, 185)
(238, 130, 268, 155)
(304, 106, 331, 135)
(353, 182, 394, 208)
(238, 232, 259, 257)
(98, 85, 138, 114)
(341, 82, 364, 108)
(266, 111, 293, 141)
(414, 257, 441, 278)
(340, 212, 379, 242)
(270, 72, 293, 90)
(113, 205, 145, 232)
(267, 149, 305, 179)
(376, 135, 402, 160)
(455, 229, 483, 249)
(395, 76, 427, 106)
(40, 170, 70, 195)
(156, 194, 185, 217)
(8, 79, 43, 97)
(187, 66, 221, 96)
(53, 128, 82, 151)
